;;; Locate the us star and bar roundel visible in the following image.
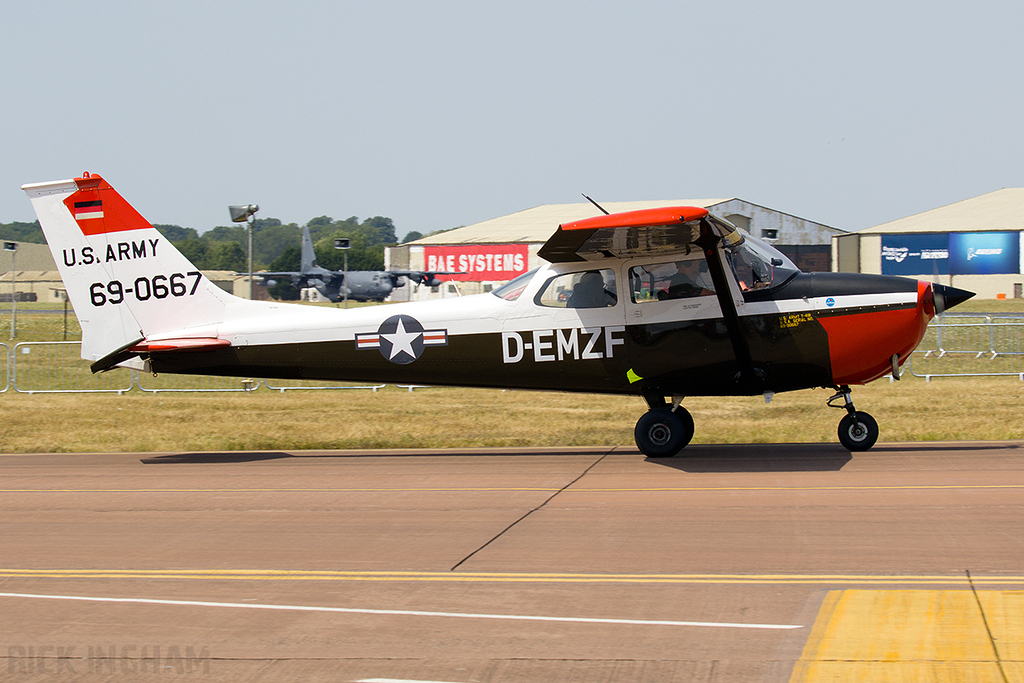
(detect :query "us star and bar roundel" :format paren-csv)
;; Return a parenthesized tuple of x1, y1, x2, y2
(355, 315, 448, 365)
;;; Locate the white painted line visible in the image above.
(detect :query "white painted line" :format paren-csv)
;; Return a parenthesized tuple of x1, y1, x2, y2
(358, 679, 468, 683)
(0, 591, 801, 630)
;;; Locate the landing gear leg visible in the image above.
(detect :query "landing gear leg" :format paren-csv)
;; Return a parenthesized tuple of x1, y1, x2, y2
(635, 393, 695, 458)
(828, 385, 879, 451)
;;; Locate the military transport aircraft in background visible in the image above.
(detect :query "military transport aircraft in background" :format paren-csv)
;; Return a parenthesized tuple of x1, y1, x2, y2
(252, 225, 460, 302)
(24, 173, 974, 456)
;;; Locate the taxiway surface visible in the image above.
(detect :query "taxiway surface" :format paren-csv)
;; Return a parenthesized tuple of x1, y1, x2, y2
(1, 442, 1023, 682)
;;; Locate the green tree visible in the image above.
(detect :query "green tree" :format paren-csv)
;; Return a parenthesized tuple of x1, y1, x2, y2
(208, 242, 247, 272)
(154, 224, 198, 242)
(0, 220, 45, 244)
(204, 224, 247, 244)
(174, 239, 209, 267)
(267, 246, 301, 300)
(269, 246, 300, 272)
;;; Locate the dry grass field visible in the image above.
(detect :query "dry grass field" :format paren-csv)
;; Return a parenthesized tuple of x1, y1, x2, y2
(2, 303, 1022, 453)
(1, 378, 1022, 453)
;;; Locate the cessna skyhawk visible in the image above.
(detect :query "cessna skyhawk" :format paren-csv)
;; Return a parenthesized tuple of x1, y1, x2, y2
(23, 173, 974, 456)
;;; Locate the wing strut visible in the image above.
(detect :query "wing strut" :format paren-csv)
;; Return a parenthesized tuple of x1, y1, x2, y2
(695, 220, 765, 391)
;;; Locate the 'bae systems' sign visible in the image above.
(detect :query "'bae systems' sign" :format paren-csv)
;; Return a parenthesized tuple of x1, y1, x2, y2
(424, 244, 529, 281)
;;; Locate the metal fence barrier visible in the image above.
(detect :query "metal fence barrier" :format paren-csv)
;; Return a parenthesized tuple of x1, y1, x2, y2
(907, 314, 1024, 381)
(3, 341, 394, 393)
(0, 342, 9, 393)
(260, 378, 386, 392)
(2, 316, 1023, 392)
(11, 341, 134, 394)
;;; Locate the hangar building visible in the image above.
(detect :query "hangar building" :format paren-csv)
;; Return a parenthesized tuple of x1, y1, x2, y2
(833, 188, 1024, 300)
(387, 198, 843, 301)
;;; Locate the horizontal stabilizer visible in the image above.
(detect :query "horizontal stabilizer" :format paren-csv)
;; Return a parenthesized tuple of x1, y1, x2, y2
(130, 338, 232, 353)
(90, 337, 231, 374)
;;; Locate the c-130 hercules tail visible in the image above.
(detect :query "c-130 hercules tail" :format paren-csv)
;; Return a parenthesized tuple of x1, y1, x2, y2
(23, 173, 974, 456)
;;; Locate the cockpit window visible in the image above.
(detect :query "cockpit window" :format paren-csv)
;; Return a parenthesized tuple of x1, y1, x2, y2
(536, 269, 618, 308)
(491, 268, 537, 301)
(724, 235, 799, 292)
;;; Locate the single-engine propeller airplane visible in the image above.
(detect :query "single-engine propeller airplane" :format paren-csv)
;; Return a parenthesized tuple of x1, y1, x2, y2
(24, 173, 974, 456)
(252, 225, 461, 302)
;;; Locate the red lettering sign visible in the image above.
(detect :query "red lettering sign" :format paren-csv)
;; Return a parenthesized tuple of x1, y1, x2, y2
(423, 244, 529, 281)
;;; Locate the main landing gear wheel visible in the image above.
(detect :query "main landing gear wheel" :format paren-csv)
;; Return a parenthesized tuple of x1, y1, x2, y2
(634, 408, 694, 458)
(837, 412, 879, 451)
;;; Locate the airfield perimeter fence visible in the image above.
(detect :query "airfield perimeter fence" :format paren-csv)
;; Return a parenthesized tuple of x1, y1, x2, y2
(0, 313, 1022, 394)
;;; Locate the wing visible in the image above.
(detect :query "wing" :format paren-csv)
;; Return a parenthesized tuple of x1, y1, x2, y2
(388, 270, 466, 286)
(537, 206, 740, 263)
(250, 271, 303, 280)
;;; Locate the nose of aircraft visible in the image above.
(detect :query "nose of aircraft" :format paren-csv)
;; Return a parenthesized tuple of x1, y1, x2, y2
(933, 283, 975, 315)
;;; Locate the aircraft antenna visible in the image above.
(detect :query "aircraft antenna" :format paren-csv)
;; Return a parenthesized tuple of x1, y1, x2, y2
(581, 193, 610, 215)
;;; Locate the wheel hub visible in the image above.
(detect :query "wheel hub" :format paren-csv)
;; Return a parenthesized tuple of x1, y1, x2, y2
(648, 424, 672, 446)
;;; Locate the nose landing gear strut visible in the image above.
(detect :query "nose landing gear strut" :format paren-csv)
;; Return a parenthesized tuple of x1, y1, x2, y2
(828, 385, 879, 451)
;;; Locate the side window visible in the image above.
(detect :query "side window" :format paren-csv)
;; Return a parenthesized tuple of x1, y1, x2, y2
(629, 259, 715, 303)
(536, 269, 618, 308)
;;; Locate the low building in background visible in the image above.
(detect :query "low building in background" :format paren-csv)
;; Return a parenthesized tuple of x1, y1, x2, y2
(834, 189, 1024, 299)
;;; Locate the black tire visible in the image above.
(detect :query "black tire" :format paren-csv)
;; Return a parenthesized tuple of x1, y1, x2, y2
(634, 408, 695, 458)
(838, 412, 879, 451)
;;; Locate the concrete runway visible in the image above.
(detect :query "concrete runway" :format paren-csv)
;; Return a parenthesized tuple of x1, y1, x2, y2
(1, 442, 1023, 682)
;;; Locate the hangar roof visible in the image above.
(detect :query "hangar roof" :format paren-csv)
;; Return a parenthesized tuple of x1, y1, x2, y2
(862, 188, 1024, 234)
(411, 199, 732, 245)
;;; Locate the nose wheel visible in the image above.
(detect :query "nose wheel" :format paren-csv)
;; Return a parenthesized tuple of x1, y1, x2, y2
(828, 386, 879, 451)
(635, 395, 694, 458)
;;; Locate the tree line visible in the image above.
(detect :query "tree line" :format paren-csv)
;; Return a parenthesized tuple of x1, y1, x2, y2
(0, 218, 427, 273)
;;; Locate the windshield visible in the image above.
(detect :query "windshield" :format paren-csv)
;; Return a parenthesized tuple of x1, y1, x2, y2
(491, 268, 537, 301)
(724, 235, 799, 292)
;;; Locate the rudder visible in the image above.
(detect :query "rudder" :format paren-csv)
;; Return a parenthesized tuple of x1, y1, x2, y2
(22, 172, 237, 364)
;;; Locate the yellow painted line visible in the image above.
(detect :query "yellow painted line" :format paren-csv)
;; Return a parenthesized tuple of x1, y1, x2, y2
(790, 590, 1021, 683)
(0, 484, 1022, 493)
(573, 484, 1024, 492)
(1, 569, 1024, 586)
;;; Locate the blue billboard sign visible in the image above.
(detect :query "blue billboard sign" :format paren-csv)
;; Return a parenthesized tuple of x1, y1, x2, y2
(948, 232, 1020, 275)
(880, 233, 949, 276)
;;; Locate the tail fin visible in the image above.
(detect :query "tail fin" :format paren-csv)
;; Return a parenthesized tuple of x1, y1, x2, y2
(300, 225, 318, 272)
(22, 173, 238, 365)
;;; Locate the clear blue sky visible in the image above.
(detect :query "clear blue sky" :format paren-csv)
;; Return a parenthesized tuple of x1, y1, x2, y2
(3, 1, 1022, 239)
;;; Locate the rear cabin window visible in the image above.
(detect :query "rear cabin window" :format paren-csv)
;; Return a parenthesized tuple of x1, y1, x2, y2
(536, 269, 618, 308)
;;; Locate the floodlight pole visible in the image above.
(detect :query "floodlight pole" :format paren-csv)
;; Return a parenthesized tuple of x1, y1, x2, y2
(334, 238, 350, 308)
(247, 217, 253, 300)
(229, 204, 259, 299)
(4, 242, 16, 339)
